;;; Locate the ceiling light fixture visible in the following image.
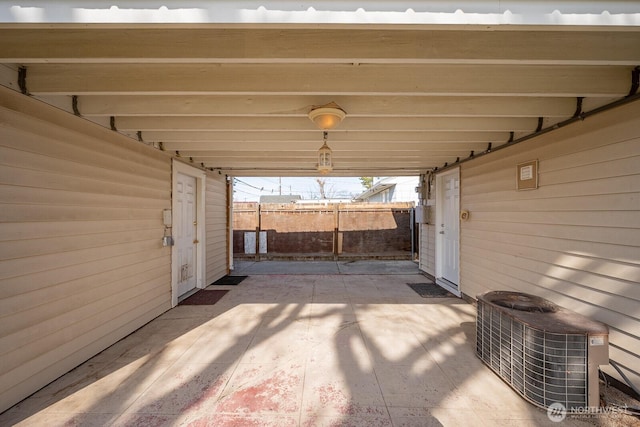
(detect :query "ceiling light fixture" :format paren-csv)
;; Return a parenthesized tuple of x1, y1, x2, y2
(308, 102, 346, 174)
(308, 102, 346, 130)
(317, 131, 333, 175)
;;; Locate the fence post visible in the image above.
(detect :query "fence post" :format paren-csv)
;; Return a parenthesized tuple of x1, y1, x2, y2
(333, 204, 339, 260)
(255, 204, 261, 261)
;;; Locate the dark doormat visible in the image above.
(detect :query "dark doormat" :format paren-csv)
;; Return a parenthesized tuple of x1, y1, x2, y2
(178, 290, 229, 305)
(408, 283, 456, 298)
(210, 275, 247, 286)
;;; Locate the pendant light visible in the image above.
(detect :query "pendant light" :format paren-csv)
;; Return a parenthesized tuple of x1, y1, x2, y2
(308, 102, 346, 174)
(317, 132, 333, 175)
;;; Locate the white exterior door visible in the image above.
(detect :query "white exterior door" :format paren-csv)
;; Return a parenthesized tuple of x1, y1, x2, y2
(436, 168, 460, 295)
(176, 172, 197, 297)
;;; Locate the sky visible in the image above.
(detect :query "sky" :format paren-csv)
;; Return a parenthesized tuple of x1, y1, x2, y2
(232, 176, 368, 201)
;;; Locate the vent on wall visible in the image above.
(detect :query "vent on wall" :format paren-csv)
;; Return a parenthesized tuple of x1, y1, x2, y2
(476, 291, 609, 411)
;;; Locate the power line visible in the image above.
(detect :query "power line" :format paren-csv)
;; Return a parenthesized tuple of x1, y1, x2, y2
(233, 187, 261, 197)
(233, 176, 369, 198)
(233, 178, 265, 191)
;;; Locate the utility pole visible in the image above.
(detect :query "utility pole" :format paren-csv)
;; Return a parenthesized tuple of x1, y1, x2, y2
(279, 177, 282, 195)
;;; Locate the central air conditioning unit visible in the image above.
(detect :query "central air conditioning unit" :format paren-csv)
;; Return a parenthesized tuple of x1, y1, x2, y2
(476, 291, 609, 411)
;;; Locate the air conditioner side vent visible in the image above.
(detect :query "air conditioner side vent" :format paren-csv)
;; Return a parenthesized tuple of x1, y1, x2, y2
(476, 291, 608, 411)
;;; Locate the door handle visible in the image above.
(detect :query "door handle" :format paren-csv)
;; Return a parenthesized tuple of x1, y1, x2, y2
(439, 231, 445, 234)
(193, 239, 199, 244)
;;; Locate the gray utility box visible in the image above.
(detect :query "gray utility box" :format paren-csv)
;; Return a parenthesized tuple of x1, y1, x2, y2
(414, 205, 430, 224)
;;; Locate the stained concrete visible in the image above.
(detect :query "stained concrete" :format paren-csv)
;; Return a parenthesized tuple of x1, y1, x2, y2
(1, 262, 596, 426)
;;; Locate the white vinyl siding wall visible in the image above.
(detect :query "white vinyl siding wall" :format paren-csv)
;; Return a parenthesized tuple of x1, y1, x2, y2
(205, 173, 229, 284)
(0, 88, 172, 412)
(458, 100, 640, 388)
(419, 223, 435, 276)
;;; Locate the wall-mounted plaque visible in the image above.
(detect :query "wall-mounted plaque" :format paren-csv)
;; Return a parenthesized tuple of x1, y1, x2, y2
(517, 160, 538, 190)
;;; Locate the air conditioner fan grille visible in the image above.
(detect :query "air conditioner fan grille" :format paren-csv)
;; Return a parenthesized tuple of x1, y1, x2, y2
(477, 299, 588, 410)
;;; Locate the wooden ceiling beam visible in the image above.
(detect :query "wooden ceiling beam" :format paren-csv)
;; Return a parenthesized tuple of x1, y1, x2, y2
(25, 64, 631, 97)
(160, 141, 494, 152)
(2, 28, 639, 65)
(180, 150, 481, 159)
(142, 131, 509, 144)
(226, 169, 427, 178)
(115, 116, 537, 132)
(76, 95, 576, 118)
(3, 24, 637, 177)
(199, 158, 443, 168)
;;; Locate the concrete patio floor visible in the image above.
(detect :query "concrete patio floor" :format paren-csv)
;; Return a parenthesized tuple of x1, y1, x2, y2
(1, 261, 596, 426)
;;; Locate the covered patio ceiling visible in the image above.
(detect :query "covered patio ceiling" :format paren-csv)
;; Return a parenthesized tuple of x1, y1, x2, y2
(1, 5, 639, 177)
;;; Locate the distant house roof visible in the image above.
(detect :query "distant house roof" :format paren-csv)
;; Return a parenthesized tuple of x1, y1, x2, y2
(259, 195, 302, 204)
(354, 177, 420, 203)
(354, 177, 397, 201)
(353, 183, 394, 202)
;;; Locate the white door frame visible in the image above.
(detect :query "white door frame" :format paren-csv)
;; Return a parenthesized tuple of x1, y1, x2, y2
(171, 160, 206, 307)
(227, 176, 234, 271)
(435, 167, 461, 297)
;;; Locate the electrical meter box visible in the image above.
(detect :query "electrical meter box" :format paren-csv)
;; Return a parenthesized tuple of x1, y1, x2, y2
(414, 205, 430, 224)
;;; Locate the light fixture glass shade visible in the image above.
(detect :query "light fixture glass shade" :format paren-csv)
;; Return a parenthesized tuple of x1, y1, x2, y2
(317, 141, 333, 174)
(308, 103, 346, 130)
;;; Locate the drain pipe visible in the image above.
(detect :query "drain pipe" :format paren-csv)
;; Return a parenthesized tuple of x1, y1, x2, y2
(627, 66, 640, 97)
(437, 92, 640, 174)
(609, 359, 640, 398)
(434, 66, 640, 174)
